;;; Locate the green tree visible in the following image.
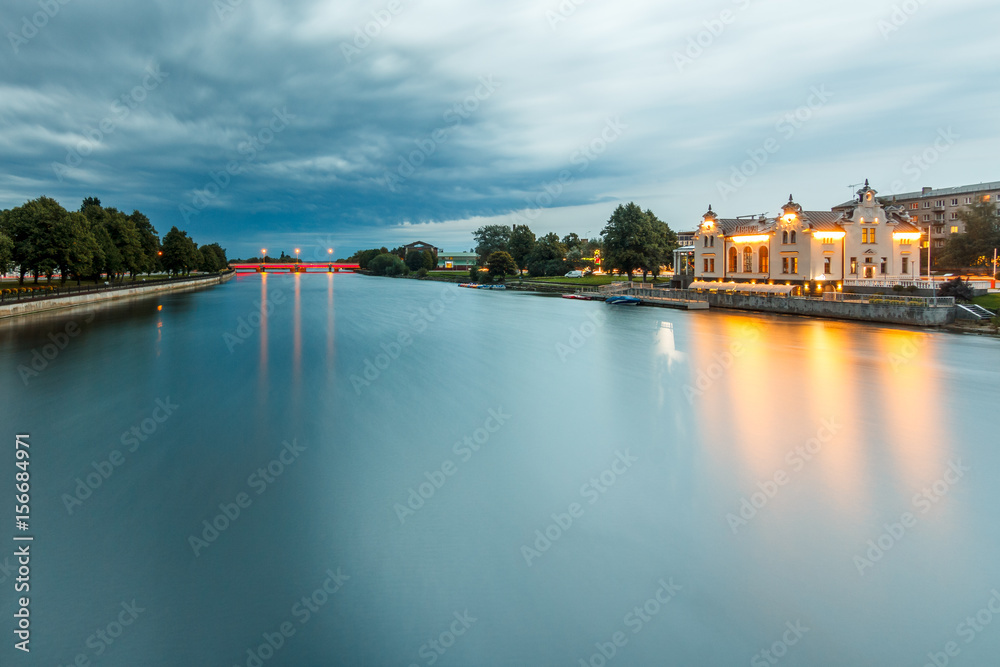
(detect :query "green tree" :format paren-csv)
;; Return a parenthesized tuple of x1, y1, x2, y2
(473, 224, 511, 264)
(601, 202, 649, 280)
(405, 249, 427, 272)
(637, 209, 678, 282)
(939, 200, 1000, 270)
(525, 232, 568, 276)
(199, 243, 228, 272)
(161, 226, 199, 276)
(508, 224, 535, 278)
(486, 251, 517, 282)
(0, 228, 12, 274)
(129, 210, 160, 275)
(422, 249, 436, 270)
(368, 252, 407, 276)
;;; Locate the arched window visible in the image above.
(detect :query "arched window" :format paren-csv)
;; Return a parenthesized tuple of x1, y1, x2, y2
(782, 231, 788, 244)
(710, 235, 715, 247)
(790, 231, 797, 243)
(703, 236, 708, 248)
(728, 246, 737, 272)
(759, 246, 769, 273)
(742, 246, 753, 273)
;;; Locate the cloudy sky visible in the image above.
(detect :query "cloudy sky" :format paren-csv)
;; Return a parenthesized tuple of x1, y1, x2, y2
(2, 0, 998, 259)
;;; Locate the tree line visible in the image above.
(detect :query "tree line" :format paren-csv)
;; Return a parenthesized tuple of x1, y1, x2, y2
(341, 246, 438, 277)
(0, 196, 228, 285)
(472, 202, 679, 281)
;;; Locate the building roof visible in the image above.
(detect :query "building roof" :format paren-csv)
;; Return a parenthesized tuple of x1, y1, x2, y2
(893, 220, 921, 233)
(834, 180, 1000, 209)
(719, 218, 772, 236)
(802, 211, 845, 231)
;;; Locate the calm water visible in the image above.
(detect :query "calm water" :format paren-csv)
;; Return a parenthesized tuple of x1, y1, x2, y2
(1, 274, 999, 666)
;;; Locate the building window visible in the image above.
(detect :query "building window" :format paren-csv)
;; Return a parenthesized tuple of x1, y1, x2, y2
(862, 228, 876, 244)
(823, 257, 831, 274)
(790, 231, 797, 244)
(934, 239, 944, 248)
(910, 203, 919, 209)
(709, 258, 715, 272)
(782, 231, 788, 244)
(933, 225, 943, 234)
(703, 258, 709, 272)
(759, 247, 769, 273)
(710, 235, 715, 247)
(728, 247, 738, 272)
(880, 257, 887, 274)
(950, 212, 959, 220)
(790, 257, 798, 274)
(850, 257, 857, 274)
(951, 198, 958, 206)
(742, 246, 753, 273)
(922, 214, 930, 221)
(902, 257, 909, 274)
(923, 201, 930, 208)
(950, 225, 958, 233)
(964, 197, 972, 204)
(936, 200, 944, 207)
(782, 257, 789, 274)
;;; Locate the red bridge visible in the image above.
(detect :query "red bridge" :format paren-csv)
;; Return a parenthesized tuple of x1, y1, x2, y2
(230, 263, 360, 273)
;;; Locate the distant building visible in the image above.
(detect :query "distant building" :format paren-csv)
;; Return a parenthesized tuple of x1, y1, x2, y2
(437, 252, 477, 270)
(833, 180, 1000, 253)
(401, 241, 440, 256)
(687, 182, 922, 291)
(676, 230, 696, 246)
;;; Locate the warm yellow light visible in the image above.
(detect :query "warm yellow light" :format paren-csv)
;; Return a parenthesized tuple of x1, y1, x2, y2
(893, 232, 922, 240)
(782, 214, 796, 223)
(813, 231, 846, 240)
(295, 248, 300, 254)
(731, 234, 770, 243)
(328, 248, 333, 254)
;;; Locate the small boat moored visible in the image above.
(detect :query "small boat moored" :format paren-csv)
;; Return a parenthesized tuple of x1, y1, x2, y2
(605, 295, 641, 306)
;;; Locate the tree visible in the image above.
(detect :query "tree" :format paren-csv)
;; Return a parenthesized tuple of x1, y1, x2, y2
(422, 249, 436, 270)
(161, 226, 199, 276)
(473, 224, 511, 264)
(104, 209, 144, 278)
(405, 249, 427, 272)
(199, 243, 228, 272)
(938, 200, 1000, 270)
(525, 232, 568, 276)
(508, 224, 536, 278)
(368, 252, 407, 276)
(601, 202, 649, 280)
(129, 210, 160, 275)
(637, 209, 678, 282)
(0, 228, 12, 275)
(938, 277, 976, 302)
(486, 251, 517, 282)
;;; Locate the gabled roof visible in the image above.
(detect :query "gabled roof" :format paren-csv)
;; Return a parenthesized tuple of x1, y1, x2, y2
(893, 220, 921, 233)
(718, 218, 773, 236)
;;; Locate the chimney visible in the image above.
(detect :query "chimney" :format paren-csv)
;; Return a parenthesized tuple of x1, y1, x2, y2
(921, 187, 932, 195)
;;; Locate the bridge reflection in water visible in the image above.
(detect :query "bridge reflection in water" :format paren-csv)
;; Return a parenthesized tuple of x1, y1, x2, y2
(230, 262, 360, 273)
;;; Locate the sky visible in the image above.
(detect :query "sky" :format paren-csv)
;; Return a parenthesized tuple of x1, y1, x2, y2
(1, 0, 998, 260)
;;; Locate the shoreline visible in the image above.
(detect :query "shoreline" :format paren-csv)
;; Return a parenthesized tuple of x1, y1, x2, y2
(0, 271, 235, 321)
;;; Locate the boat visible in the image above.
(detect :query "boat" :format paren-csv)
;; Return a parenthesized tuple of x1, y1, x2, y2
(459, 283, 507, 290)
(561, 293, 588, 300)
(605, 295, 641, 306)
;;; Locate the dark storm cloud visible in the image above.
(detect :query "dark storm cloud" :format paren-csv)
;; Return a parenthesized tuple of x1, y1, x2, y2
(1, 0, 998, 256)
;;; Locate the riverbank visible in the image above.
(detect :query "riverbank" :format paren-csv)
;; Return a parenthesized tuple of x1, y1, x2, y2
(0, 271, 234, 321)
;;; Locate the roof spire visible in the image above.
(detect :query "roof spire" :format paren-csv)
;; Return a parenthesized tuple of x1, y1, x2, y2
(789, 194, 794, 202)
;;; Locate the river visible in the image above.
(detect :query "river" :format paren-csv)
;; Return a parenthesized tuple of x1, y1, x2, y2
(1, 273, 998, 666)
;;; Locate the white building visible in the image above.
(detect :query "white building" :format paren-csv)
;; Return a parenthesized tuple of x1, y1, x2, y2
(690, 182, 922, 292)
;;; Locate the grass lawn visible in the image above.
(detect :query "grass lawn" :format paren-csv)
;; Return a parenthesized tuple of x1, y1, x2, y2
(428, 271, 471, 278)
(973, 293, 1000, 312)
(523, 275, 672, 286)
